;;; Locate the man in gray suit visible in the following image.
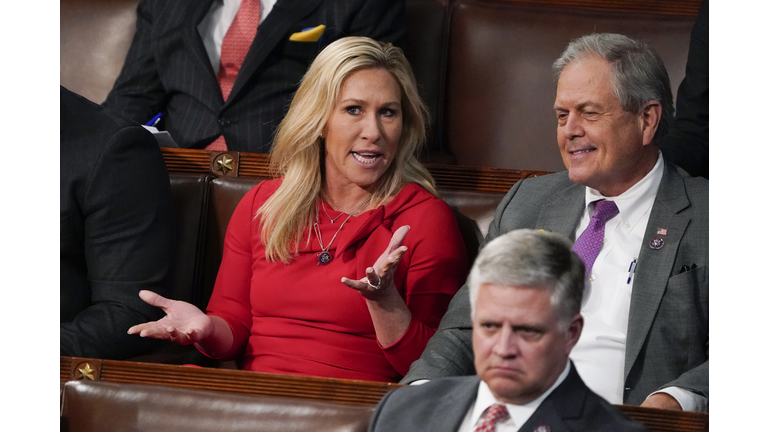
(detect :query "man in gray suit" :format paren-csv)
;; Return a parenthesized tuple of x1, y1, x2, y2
(403, 34, 708, 412)
(370, 230, 647, 432)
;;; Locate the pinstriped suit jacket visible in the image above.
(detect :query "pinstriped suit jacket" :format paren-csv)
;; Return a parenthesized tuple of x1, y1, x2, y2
(403, 161, 709, 407)
(103, 0, 406, 152)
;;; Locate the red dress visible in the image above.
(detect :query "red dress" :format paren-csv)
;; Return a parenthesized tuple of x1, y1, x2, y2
(203, 179, 468, 382)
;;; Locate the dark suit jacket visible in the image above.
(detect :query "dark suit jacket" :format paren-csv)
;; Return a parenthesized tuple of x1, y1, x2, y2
(403, 161, 708, 407)
(372, 363, 648, 432)
(61, 86, 177, 359)
(103, 0, 406, 152)
(659, 0, 708, 179)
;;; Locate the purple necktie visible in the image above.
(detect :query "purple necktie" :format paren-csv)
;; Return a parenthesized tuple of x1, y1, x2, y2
(572, 200, 619, 277)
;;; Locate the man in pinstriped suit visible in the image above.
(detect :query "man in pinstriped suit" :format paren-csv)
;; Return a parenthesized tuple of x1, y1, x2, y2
(104, 0, 405, 152)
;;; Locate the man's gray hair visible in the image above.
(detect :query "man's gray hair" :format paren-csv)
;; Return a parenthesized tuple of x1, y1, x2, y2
(468, 229, 585, 328)
(552, 33, 674, 145)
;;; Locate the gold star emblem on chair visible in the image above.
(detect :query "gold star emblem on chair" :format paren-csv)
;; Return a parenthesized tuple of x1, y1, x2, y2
(76, 362, 95, 380)
(214, 153, 234, 175)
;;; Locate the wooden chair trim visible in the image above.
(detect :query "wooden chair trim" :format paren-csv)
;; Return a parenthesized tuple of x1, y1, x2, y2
(160, 148, 553, 194)
(619, 404, 709, 431)
(61, 356, 708, 431)
(61, 356, 399, 407)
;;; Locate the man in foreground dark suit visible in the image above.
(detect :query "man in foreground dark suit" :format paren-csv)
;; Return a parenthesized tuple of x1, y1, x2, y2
(103, 0, 406, 152)
(61, 86, 177, 359)
(370, 230, 647, 432)
(403, 34, 708, 412)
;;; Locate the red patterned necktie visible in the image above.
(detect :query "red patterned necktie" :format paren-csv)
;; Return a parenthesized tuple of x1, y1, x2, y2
(572, 199, 619, 277)
(206, 0, 261, 151)
(473, 403, 510, 432)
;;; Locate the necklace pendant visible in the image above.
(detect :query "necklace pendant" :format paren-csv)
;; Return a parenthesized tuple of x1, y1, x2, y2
(317, 251, 333, 265)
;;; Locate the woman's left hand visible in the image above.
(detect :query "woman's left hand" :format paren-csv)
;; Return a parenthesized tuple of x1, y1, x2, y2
(342, 225, 410, 301)
(342, 225, 413, 347)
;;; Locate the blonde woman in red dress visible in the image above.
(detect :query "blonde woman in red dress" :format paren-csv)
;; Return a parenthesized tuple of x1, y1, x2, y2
(129, 37, 467, 382)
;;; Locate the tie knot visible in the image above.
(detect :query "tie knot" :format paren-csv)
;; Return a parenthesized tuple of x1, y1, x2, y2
(592, 199, 619, 225)
(486, 403, 510, 422)
(474, 403, 510, 432)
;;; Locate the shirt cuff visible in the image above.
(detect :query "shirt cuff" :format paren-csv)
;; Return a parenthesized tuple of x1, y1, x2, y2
(650, 386, 708, 412)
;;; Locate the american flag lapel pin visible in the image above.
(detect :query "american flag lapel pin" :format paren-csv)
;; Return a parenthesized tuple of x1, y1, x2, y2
(656, 228, 667, 236)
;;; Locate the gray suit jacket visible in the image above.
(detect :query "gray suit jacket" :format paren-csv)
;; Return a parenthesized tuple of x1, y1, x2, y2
(104, 0, 406, 152)
(373, 363, 648, 432)
(403, 161, 708, 406)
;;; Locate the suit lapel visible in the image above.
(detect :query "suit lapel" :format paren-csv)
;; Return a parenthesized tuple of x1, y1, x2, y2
(519, 402, 572, 432)
(226, 0, 323, 105)
(535, 181, 585, 240)
(518, 363, 585, 432)
(182, 0, 222, 102)
(624, 163, 692, 380)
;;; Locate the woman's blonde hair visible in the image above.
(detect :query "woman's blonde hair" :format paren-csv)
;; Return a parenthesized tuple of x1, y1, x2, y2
(258, 36, 437, 264)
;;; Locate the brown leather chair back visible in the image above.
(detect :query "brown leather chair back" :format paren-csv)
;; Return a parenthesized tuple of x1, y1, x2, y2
(440, 189, 506, 264)
(127, 174, 217, 366)
(60, 380, 374, 432)
(169, 174, 212, 307)
(60, 0, 140, 103)
(444, 0, 695, 171)
(200, 177, 265, 306)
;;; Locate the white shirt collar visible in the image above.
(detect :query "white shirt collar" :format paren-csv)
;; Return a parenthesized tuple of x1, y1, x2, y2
(470, 361, 571, 430)
(584, 152, 664, 228)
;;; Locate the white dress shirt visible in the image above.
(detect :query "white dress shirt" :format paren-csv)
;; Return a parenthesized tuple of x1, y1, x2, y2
(457, 362, 571, 432)
(569, 153, 663, 404)
(568, 153, 706, 412)
(197, 0, 278, 74)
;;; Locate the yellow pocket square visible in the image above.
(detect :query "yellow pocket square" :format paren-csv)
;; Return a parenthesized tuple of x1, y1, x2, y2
(289, 25, 326, 42)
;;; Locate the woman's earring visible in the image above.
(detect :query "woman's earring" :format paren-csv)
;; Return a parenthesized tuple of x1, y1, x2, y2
(319, 132, 324, 139)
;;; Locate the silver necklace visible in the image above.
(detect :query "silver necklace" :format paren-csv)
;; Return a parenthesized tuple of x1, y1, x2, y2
(314, 195, 373, 265)
(321, 200, 345, 224)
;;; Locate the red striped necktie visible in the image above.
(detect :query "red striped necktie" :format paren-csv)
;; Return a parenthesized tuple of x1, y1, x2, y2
(474, 403, 510, 432)
(206, 0, 261, 151)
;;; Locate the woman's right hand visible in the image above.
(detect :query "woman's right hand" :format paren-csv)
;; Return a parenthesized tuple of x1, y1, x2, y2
(127, 290, 214, 345)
